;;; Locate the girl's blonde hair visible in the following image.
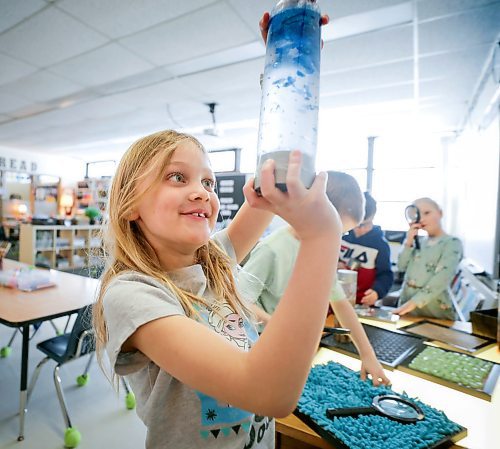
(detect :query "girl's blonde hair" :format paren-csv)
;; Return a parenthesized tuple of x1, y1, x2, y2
(413, 197, 442, 212)
(93, 129, 248, 369)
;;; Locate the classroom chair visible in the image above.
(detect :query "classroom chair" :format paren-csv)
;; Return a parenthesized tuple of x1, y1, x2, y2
(0, 318, 70, 358)
(26, 305, 136, 448)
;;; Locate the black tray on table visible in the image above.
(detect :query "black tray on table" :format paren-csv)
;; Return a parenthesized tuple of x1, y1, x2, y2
(398, 344, 500, 401)
(400, 320, 496, 353)
(294, 409, 467, 449)
(320, 323, 425, 368)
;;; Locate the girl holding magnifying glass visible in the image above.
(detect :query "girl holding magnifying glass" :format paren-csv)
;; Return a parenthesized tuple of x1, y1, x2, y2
(394, 197, 463, 320)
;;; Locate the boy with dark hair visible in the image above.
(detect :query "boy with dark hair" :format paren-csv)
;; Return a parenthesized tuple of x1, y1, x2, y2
(340, 192, 393, 305)
(239, 173, 390, 386)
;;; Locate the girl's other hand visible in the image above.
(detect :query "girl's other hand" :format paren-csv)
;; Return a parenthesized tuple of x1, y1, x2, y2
(246, 151, 341, 242)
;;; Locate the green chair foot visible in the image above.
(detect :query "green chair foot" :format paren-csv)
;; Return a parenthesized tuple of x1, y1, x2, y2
(125, 392, 136, 410)
(76, 374, 89, 386)
(64, 427, 81, 448)
(0, 346, 12, 358)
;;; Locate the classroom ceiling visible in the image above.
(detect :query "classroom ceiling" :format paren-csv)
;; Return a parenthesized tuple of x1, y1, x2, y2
(0, 0, 499, 162)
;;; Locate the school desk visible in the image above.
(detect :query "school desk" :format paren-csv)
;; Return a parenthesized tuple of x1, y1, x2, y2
(0, 259, 98, 442)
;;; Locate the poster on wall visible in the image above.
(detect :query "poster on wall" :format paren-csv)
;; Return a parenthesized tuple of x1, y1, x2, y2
(215, 173, 247, 230)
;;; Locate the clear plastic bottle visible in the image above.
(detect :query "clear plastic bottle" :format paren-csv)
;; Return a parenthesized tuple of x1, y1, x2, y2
(255, 0, 321, 191)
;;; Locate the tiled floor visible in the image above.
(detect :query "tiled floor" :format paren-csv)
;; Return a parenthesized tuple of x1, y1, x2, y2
(0, 316, 146, 449)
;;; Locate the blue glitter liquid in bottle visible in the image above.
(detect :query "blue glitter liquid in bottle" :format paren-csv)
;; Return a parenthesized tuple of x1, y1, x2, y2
(255, 0, 321, 191)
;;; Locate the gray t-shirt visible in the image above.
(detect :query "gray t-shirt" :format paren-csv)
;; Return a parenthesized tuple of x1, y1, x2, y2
(103, 230, 274, 449)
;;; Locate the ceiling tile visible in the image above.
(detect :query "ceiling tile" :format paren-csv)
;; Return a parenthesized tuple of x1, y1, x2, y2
(321, 60, 413, 95)
(47, 96, 137, 123)
(419, 5, 500, 54)
(57, 0, 217, 39)
(226, 0, 277, 39)
(0, 89, 34, 114)
(418, 0, 500, 21)
(119, 3, 255, 66)
(0, 0, 46, 33)
(321, 83, 413, 109)
(420, 45, 490, 79)
(0, 7, 108, 67)
(3, 70, 83, 102)
(181, 58, 264, 97)
(329, 0, 410, 18)
(49, 43, 155, 87)
(0, 113, 49, 138)
(0, 53, 38, 86)
(321, 25, 413, 74)
(111, 78, 201, 108)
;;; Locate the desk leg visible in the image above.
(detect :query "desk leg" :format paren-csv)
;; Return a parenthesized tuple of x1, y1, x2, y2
(18, 324, 29, 441)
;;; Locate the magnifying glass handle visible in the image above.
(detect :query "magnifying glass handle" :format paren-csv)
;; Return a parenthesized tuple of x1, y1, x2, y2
(326, 407, 377, 419)
(323, 327, 351, 335)
(414, 235, 420, 250)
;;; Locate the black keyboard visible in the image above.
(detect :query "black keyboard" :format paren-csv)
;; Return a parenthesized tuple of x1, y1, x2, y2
(321, 324, 424, 368)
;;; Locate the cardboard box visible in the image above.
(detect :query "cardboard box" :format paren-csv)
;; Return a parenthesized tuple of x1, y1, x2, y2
(470, 308, 497, 340)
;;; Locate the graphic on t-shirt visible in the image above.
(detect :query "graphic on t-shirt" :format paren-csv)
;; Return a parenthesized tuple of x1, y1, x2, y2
(195, 390, 252, 439)
(340, 242, 379, 269)
(195, 301, 261, 440)
(244, 415, 273, 449)
(207, 302, 255, 350)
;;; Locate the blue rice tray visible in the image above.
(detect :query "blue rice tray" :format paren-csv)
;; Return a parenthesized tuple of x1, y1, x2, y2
(296, 361, 467, 449)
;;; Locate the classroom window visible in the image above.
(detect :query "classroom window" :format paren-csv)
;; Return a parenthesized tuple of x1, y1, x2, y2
(316, 134, 444, 230)
(372, 136, 443, 230)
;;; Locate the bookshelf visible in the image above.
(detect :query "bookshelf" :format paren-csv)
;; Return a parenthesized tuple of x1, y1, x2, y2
(76, 177, 111, 214)
(19, 224, 102, 270)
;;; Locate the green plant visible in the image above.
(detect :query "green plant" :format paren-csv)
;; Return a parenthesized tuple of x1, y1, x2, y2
(84, 207, 100, 224)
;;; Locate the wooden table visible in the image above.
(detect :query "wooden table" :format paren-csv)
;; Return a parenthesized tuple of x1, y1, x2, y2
(275, 315, 500, 449)
(0, 259, 98, 441)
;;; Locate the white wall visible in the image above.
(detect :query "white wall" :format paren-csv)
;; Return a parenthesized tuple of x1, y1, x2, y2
(445, 116, 499, 277)
(0, 146, 86, 186)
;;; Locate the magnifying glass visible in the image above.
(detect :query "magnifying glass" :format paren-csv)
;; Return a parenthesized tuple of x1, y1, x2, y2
(404, 205, 420, 250)
(326, 394, 425, 423)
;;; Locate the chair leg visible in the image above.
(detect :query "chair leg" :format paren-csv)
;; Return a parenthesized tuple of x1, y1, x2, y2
(27, 356, 50, 403)
(63, 315, 73, 334)
(54, 365, 82, 448)
(83, 352, 94, 376)
(76, 353, 94, 386)
(0, 329, 18, 357)
(53, 365, 72, 429)
(49, 320, 61, 335)
(121, 377, 136, 410)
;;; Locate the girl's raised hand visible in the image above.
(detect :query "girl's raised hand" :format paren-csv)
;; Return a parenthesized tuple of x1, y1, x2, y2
(405, 222, 421, 247)
(245, 151, 341, 241)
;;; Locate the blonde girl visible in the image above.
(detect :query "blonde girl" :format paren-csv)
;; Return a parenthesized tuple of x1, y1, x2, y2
(93, 129, 341, 449)
(394, 197, 463, 319)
